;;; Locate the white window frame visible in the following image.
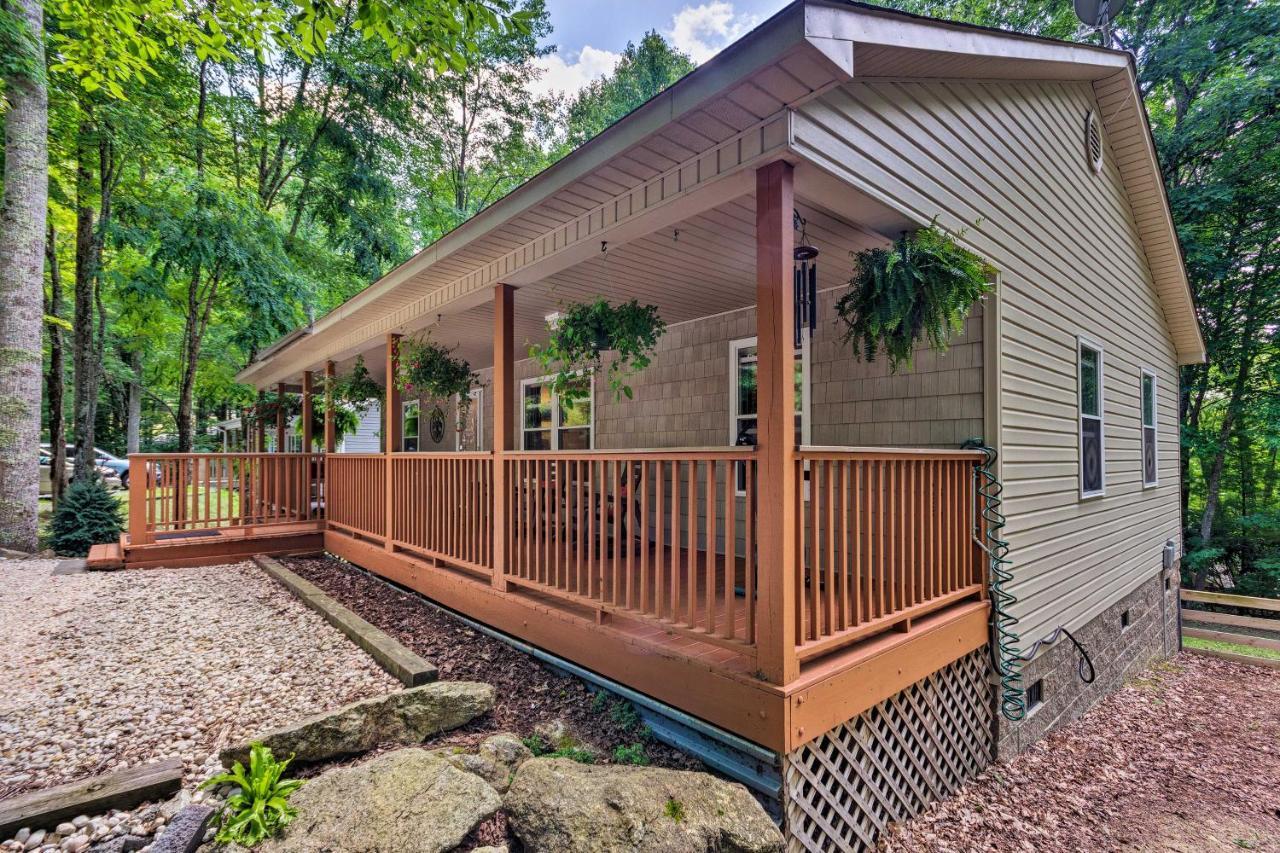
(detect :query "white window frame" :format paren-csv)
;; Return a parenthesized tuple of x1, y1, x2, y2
(456, 388, 484, 451)
(729, 336, 811, 495)
(1077, 336, 1106, 499)
(520, 373, 595, 451)
(1140, 368, 1158, 488)
(402, 399, 420, 452)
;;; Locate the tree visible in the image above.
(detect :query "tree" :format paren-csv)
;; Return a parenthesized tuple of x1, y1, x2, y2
(562, 31, 694, 149)
(0, 0, 48, 551)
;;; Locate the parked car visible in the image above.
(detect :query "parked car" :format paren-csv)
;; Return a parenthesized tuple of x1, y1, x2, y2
(39, 450, 124, 494)
(41, 444, 130, 488)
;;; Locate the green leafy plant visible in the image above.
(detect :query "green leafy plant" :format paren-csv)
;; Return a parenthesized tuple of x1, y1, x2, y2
(396, 335, 478, 433)
(329, 356, 384, 415)
(295, 403, 360, 448)
(50, 476, 124, 557)
(521, 733, 596, 764)
(201, 743, 303, 847)
(835, 220, 991, 372)
(246, 394, 301, 430)
(664, 797, 686, 822)
(612, 743, 649, 766)
(530, 298, 666, 406)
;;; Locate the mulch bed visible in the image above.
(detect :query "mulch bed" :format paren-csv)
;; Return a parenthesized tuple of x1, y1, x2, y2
(880, 653, 1280, 851)
(280, 555, 703, 772)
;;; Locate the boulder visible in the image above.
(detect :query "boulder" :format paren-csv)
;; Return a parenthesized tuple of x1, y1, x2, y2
(505, 758, 784, 853)
(254, 748, 501, 853)
(221, 682, 494, 766)
(149, 805, 214, 853)
(439, 733, 532, 793)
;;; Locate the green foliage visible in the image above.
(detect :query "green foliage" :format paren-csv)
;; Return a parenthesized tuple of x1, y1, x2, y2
(396, 335, 479, 432)
(201, 743, 303, 847)
(296, 402, 360, 448)
(835, 221, 991, 372)
(521, 733, 596, 764)
(330, 356, 384, 414)
(50, 477, 124, 557)
(530, 298, 666, 406)
(664, 797, 685, 822)
(612, 743, 649, 766)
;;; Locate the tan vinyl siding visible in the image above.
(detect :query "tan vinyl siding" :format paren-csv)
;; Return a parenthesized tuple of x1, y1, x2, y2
(792, 78, 1181, 648)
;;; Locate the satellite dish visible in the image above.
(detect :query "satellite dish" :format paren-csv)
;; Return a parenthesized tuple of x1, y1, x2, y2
(1074, 0, 1127, 45)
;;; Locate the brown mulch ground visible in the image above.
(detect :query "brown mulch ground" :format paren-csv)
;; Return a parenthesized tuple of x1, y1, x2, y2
(280, 555, 703, 771)
(880, 654, 1280, 852)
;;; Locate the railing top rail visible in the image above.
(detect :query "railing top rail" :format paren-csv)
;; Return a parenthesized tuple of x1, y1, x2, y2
(326, 453, 390, 459)
(1181, 589, 1280, 614)
(128, 452, 325, 459)
(505, 447, 757, 460)
(392, 451, 493, 460)
(797, 445, 986, 461)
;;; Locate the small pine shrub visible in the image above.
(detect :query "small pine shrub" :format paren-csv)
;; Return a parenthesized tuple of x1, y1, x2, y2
(51, 477, 124, 557)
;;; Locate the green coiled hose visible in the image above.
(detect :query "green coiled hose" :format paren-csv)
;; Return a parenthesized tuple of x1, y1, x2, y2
(962, 438, 1026, 722)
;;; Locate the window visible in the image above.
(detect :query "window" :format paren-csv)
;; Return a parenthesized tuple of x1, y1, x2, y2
(1026, 678, 1045, 712)
(730, 337, 809, 492)
(1141, 369, 1157, 487)
(521, 375, 592, 450)
(457, 388, 483, 451)
(402, 400, 420, 452)
(1078, 338, 1105, 498)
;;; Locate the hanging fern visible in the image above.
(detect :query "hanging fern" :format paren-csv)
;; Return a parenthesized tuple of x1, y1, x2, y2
(395, 335, 479, 433)
(530, 298, 666, 406)
(329, 356, 383, 415)
(835, 220, 991, 372)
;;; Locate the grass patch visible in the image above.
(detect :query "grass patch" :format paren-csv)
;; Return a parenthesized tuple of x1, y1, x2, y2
(1184, 635, 1280, 662)
(664, 797, 685, 822)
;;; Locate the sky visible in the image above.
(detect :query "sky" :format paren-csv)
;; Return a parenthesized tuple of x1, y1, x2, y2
(529, 0, 792, 99)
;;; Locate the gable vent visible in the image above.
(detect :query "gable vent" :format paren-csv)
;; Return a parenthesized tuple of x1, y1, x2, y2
(1085, 110, 1104, 174)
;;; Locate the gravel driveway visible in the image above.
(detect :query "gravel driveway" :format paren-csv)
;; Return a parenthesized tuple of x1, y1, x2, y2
(0, 559, 398, 801)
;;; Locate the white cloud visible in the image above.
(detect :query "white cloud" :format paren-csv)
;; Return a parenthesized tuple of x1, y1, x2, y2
(667, 1, 760, 64)
(530, 45, 621, 99)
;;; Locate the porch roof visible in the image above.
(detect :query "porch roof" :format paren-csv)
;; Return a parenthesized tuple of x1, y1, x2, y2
(237, 0, 1202, 390)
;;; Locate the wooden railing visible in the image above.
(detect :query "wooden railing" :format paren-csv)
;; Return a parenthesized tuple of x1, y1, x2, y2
(793, 448, 986, 660)
(392, 453, 492, 574)
(128, 453, 324, 545)
(503, 449, 758, 648)
(325, 454, 386, 540)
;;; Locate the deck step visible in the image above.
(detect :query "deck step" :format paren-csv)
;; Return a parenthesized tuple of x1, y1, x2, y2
(86, 542, 125, 571)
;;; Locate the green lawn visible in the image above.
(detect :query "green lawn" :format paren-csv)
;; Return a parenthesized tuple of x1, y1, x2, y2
(1184, 635, 1280, 662)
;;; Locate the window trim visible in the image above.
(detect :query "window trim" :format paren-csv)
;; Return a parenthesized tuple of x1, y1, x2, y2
(1140, 367, 1158, 488)
(520, 373, 595, 451)
(1077, 335, 1105, 499)
(456, 387, 484, 452)
(729, 336, 811, 496)
(402, 399, 420, 452)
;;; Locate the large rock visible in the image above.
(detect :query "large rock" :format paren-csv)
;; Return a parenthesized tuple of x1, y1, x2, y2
(253, 748, 500, 853)
(504, 758, 784, 853)
(221, 681, 494, 766)
(438, 732, 532, 794)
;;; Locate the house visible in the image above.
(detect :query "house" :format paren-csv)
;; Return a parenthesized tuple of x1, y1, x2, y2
(109, 2, 1204, 848)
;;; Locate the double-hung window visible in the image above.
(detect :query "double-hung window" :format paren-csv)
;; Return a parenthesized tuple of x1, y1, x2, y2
(402, 400, 420, 452)
(521, 375, 592, 450)
(1078, 337, 1105, 497)
(730, 337, 809, 493)
(1141, 369, 1157, 487)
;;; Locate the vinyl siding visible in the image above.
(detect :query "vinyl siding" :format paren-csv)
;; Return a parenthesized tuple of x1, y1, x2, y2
(792, 78, 1181, 648)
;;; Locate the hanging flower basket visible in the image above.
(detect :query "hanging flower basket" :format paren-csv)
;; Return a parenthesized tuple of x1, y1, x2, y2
(328, 356, 383, 415)
(395, 335, 479, 433)
(530, 298, 666, 405)
(835, 219, 992, 372)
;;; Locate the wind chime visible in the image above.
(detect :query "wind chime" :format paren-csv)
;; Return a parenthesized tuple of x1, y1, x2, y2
(793, 210, 819, 348)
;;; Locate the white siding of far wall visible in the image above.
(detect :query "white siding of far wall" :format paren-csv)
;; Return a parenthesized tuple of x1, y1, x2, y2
(337, 403, 382, 453)
(792, 78, 1181, 649)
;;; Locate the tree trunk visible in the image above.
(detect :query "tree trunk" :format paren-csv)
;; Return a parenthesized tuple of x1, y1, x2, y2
(45, 223, 67, 507)
(176, 58, 211, 453)
(71, 114, 99, 480)
(0, 0, 48, 551)
(126, 349, 142, 454)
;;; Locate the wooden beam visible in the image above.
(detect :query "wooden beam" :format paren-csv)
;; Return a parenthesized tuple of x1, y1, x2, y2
(1181, 589, 1280, 614)
(385, 333, 402, 552)
(491, 284, 515, 592)
(275, 382, 287, 452)
(0, 758, 183, 837)
(301, 370, 315, 452)
(324, 361, 336, 453)
(754, 159, 799, 685)
(255, 391, 266, 452)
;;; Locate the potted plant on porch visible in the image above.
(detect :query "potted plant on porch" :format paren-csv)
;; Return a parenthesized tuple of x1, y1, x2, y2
(394, 335, 479, 436)
(530, 298, 666, 405)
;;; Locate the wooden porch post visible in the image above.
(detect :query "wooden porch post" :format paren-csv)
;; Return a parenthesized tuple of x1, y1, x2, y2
(755, 160, 799, 685)
(275, 382, 287, 452)
(301, 371, 315, 452)
(491, 284, 515, 591)
(385, 333, 402, 550)
(324, 361, 337, 453)
(255, 391, 266, 452)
